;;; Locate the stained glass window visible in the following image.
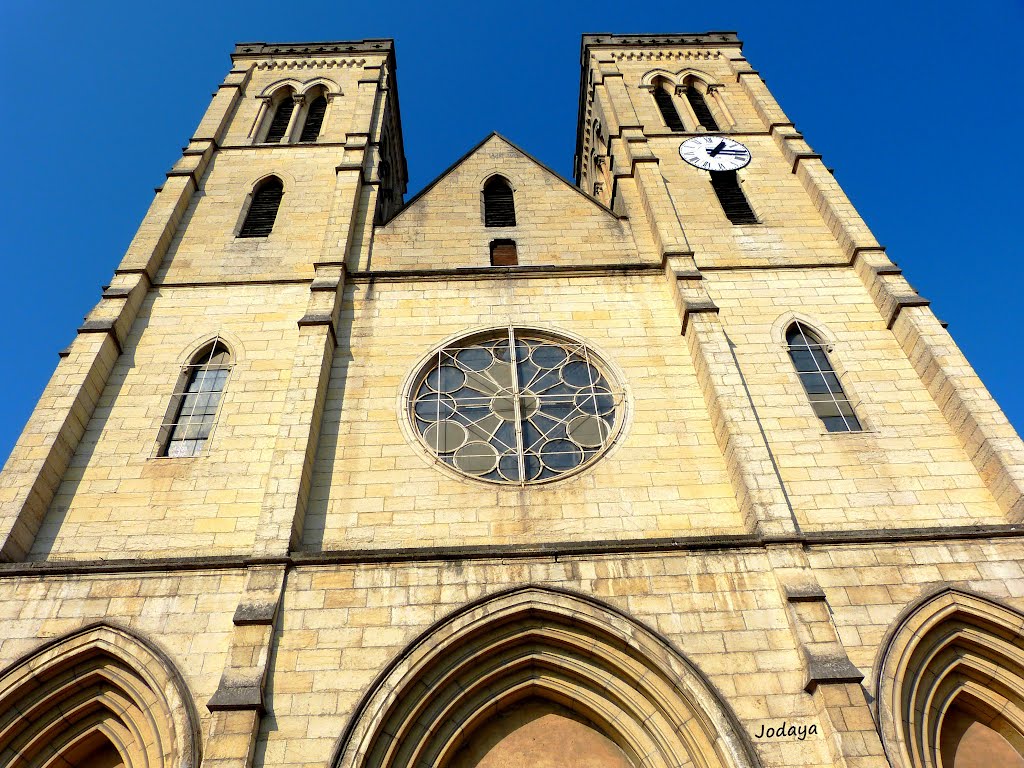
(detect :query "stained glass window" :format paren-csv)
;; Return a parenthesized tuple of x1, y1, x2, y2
(159, 341, 232, 457)
(786, 322, 862, 433)
(410, 329, 624, 483)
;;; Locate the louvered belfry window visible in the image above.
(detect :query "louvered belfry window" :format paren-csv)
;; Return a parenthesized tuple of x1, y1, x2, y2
(652, 84, 687, 132)
(710, 171, 758, 224)
(685, 85, 720, 131)
(786, 322, 863, 433)
(484, 177, 516, 227)
(264, 98, 295, 143)
(238, 177, 284, 238)
(299, 95, 328, 142)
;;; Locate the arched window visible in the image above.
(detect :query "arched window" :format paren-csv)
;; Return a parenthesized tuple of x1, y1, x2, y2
(264, 95, 295, 143)
(159, 341, 232, 457)
(299, 94, 328, 142)
(652, 80, 686, 132)
(685, 84, 720, 131)
(786, 322, 862, 432)
(710, 171, 757, 224)
(238, 176, 283, 238)
(483, 176, 516, 227)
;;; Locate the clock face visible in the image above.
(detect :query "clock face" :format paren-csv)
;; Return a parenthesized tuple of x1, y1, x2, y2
(679, 136, 751, 171)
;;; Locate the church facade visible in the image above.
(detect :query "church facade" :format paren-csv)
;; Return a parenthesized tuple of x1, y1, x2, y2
(1, 32, 1023, 768)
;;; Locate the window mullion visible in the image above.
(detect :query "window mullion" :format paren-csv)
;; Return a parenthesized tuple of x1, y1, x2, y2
(807, 336, 852, 432)
(435, 348, 442, 450)
(507, 327, 526, 485)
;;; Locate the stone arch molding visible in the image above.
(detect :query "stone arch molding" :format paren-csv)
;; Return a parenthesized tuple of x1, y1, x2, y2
(476, 170, 522, 194)
(248, 169, 296, 194)
(332, 586, 762, 768)
(0, 622, 201, 768)
(874, 588, 1024, 768)
(298, 77, 342, 97)
(640, 67, 719, 89)
(177, 329, 245, 366)
(258, 77, 342, 100)
(258, 78, 302, 98)
(770, 311, 839, 348)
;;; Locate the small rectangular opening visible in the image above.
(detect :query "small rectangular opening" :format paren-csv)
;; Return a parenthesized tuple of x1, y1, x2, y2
(490, 239, 518, 266)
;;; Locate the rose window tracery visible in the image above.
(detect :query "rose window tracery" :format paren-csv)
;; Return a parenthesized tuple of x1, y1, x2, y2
(409, 329, 624, 484)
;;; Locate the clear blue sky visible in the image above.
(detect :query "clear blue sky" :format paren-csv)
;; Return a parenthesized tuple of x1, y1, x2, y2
(1, 0, 1022, 464)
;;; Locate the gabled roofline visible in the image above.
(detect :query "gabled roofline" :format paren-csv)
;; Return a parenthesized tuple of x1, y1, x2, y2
(381, 132, 624, 228)
(573, 31, 743, 185)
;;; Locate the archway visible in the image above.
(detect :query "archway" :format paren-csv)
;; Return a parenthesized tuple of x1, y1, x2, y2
(0, 623, 200, 768)
(332, 586, 760, 768)
(875, 588, 1024, 768)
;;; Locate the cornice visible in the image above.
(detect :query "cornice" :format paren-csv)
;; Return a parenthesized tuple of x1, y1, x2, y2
(611, 49, 724, 62)
(580, 32, 741, 52)
(253, 58, 367, 71)
(231, 39, 393, 59)
(231, 39, 396, 72)
(2, 524, 1020, 578)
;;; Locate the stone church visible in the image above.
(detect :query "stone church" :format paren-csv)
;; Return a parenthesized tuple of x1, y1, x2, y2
(1, 31, 1022, 768)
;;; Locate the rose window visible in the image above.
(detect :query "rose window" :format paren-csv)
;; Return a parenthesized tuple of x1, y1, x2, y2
(409, 329, 624, 484)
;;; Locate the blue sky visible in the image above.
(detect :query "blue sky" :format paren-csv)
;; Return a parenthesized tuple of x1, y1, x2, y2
(1, 0, 1022, 463)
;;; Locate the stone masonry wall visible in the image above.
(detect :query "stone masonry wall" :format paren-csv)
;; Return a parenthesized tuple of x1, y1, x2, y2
(304, 273, 743, 551)
(31, 285, 307, 559)
(708, 268, 1005, 530)
(156, 149, 342, 284)
(0, 568, 244, 744)
(249, 538, 1023, 768)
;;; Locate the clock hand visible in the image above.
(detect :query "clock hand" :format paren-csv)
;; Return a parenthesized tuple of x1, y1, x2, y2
(708, 141, 726, 157)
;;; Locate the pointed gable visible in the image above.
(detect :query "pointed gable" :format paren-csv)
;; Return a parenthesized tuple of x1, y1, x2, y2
(368, 134, 640, 271)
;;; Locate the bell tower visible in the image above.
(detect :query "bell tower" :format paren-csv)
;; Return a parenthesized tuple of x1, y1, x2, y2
(0, 40, 407, 562)
(575, 32, 1023, 532)
(576, 31, 848, 264)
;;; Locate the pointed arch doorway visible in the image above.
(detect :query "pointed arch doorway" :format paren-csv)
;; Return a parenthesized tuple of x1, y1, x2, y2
(332, 586, 761, 768)
(0, 623, 200, 768)
(875, 589, 1024, 768)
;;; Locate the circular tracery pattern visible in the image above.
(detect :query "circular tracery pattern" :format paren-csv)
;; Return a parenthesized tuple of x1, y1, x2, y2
(410, 330, 623, 484)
